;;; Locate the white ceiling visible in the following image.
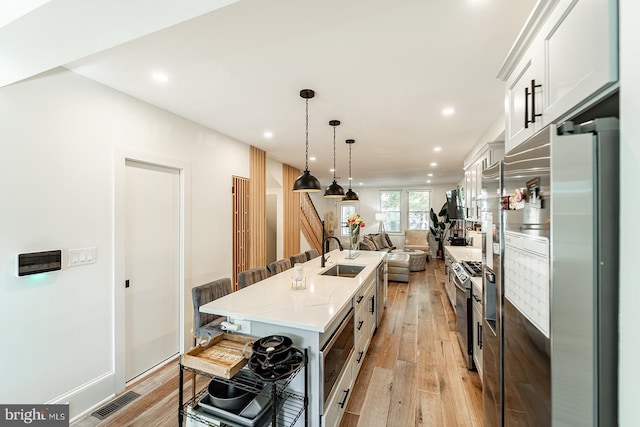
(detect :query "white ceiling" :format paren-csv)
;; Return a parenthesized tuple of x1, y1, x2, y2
(8, 0, 537, 187)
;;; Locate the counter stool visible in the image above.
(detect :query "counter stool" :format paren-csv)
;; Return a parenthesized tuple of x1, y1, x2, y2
(238, 266, 268, 289)
(289, 252, 307, 266)
(192, 278, 232, 343)
(267, 258, 292, 276)
(305, 249, 319, 260)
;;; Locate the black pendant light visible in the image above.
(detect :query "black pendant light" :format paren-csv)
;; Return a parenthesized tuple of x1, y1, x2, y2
(343, 139, 359, 202)
(324, 120, 345, 198)
(292, 89, 322, 192)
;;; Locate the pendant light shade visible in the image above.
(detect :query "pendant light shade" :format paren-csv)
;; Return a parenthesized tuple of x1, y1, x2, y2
(292, 89, 322, 192)
(342, 139, 359, 202)
(324, 120, 345, 198)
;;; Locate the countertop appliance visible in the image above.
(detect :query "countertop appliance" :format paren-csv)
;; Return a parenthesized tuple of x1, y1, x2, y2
(480, 160, 502, 427)
(452, 262, 473, 369)
(501, 118, 619, 426)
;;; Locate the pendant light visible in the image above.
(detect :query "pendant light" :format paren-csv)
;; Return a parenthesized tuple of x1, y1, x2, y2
(292, 89, 322, 192)
(343, 139, 359, 202)
(324, 120, 345, 198)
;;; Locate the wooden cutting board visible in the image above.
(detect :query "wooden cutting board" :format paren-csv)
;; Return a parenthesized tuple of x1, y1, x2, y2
(181, 333, 255, 378)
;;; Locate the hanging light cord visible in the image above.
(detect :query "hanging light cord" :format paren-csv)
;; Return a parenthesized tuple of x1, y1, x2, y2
(333, 126, 337, 180)
(305, 98, 309, 171)
(348, 143, 352, 188)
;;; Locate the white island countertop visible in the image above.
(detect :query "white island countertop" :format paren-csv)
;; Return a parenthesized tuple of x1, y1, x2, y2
(200, 250, 386, 333)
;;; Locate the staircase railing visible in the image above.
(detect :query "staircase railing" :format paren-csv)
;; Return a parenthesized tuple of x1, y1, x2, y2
(300, 194, 323, 253)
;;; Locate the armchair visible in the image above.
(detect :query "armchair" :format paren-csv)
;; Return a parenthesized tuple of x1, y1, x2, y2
(404, 229, 430, 260)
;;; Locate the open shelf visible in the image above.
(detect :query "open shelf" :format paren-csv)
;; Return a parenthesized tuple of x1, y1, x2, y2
(178, 349, 308, 427)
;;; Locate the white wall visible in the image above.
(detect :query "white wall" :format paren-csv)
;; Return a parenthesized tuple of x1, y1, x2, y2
(0, 69, 249, 418)
(618, 0, 638, 424)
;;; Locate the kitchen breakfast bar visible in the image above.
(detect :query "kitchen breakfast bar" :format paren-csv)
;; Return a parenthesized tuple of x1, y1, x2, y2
(194, 249, 388, 427)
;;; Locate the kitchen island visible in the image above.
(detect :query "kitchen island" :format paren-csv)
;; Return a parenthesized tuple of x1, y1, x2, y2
(198, 249, 387, 427)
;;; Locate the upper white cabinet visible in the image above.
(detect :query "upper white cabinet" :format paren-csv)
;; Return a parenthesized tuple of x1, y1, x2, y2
(499, 0, 618, 152)
(505, 38, 544, 149)
(463, 142, 504, 220)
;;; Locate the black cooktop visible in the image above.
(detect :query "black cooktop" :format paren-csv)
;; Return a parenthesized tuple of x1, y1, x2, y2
(462, 260, 482, 277)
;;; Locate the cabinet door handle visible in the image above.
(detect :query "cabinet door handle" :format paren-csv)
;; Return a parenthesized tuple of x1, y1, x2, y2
(524, 86, 530, 129)
(357, 350, 364, 363)
(530, 79, 542, 123)
(338, 388, 351, 408)
(472, 294, 481, 303)
(369, 296, 375, 314)
(356, 295, 364, 304)
(357, 320, 364, 331)
(478, 322, 483, 349)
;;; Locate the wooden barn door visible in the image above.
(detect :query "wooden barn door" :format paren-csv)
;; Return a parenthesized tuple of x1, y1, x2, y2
(233, 176, 250, 291)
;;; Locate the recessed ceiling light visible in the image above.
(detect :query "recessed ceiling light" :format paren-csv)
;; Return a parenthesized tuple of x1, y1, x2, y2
(428, 173, 433, 177)
(359, 182, 363, 186)
(427, 180, 432, 183)
(430, 162, 437, 167)
(309, 156, 316, 161)
(330, 168, 335, 172)
(151, 72, 170, 83)
(442, 107, 455, 116)
(434, 146, 442, 152)
(263, 131, 273, 139)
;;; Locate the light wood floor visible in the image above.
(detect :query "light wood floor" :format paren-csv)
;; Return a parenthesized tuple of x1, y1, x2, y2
(72, 259, 482, 427)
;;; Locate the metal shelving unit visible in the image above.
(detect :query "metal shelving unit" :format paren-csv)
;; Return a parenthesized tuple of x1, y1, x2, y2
(179, 349, 308, 427)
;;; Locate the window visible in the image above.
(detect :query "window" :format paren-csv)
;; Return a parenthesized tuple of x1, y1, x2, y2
(379, 190, 401, 232)
(407, 190, 431, 230)
(340, 203, 357, 236)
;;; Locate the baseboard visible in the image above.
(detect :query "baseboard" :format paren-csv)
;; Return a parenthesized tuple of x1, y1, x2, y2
(48, 370, 115, 422)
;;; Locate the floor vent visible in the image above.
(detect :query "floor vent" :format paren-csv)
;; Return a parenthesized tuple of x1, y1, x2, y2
(91, 391, 141, 420)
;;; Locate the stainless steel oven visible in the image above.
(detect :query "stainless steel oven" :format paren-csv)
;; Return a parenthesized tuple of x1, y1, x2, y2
(320, 307, 355, 408)
(452, 262, 473, 369)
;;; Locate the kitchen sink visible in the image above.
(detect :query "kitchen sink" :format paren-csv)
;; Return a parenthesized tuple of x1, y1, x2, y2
(319, 264, 365, 278)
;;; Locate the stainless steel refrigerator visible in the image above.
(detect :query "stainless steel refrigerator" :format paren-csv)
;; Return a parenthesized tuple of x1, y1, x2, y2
(481, 161, 503, 427)
(499, 117, 619, 426)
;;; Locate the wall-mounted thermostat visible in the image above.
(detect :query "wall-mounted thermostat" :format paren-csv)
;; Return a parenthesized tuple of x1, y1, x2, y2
(16, 250, 62, 277)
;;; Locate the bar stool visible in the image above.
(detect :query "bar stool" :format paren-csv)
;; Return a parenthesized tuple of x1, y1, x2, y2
(191, 278, 232, 342)
(305, 249, 319, 260)
(267, 258, 292, 276)
(289, 252, 307, 266)
(238, 266, 268, 289)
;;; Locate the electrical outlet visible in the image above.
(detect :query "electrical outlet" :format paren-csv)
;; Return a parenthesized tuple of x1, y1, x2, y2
(234, 319, 251, 334)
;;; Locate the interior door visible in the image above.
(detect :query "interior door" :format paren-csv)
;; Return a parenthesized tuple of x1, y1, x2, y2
(125, 160, 180, 382)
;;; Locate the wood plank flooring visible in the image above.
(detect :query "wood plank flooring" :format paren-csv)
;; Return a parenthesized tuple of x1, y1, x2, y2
(339, 259, 482, 427)
(71, 259, 482, 427)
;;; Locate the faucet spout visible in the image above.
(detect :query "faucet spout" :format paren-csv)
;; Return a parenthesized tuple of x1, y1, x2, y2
(321, 236, 344, 267)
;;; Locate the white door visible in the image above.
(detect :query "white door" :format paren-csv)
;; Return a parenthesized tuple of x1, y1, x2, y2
(125, 160, 180, 382)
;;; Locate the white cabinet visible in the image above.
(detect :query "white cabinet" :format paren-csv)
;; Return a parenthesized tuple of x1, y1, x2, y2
(501, 0, 618, 153)
(323, 357, 353, 427)
(541, 0, 618, 121)
(463, 142, 504, 220)
(505, 39, 544, 150)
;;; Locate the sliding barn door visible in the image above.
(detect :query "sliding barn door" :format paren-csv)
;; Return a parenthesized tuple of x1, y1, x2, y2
(232, 176, 250, 291)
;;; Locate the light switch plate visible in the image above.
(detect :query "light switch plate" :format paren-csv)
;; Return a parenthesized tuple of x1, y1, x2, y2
(68, 247, 97, 267)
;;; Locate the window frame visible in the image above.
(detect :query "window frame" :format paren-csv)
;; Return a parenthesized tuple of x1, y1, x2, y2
(339, 203, 358, 236)
(406, 189, 431, 231)
(378, 190, 402, 233)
